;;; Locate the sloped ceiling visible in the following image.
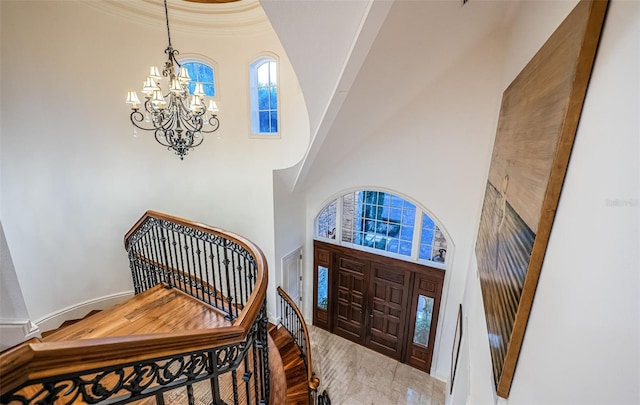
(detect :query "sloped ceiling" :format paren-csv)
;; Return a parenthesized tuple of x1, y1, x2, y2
(260, 0, 390, 141)
(262, 0, 513, 190)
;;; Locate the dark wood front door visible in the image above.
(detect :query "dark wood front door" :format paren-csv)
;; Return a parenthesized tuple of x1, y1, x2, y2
(334, 255, 368, 344)
(313, 241, 445, 373)
(365, 262, 411, 359)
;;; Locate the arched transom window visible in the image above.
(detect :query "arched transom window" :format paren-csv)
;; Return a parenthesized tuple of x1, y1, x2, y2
(315, 190, 448, 266)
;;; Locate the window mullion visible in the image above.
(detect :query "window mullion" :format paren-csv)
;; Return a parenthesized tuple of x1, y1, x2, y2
(411, 210, 422, 261)
(336, 196, 343, 243)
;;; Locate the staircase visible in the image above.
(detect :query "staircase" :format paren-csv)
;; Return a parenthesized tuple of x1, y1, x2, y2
(0, 211, 328, 405)
(269, 324, 310, 405)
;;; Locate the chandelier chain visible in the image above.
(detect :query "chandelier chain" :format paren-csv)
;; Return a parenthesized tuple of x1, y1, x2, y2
(164, 0, 172, 48)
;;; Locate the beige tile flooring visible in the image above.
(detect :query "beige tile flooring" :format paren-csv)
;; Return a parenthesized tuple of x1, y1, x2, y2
(309, 326, 446, 405)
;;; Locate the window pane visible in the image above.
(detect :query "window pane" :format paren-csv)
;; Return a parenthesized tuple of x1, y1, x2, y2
(386, 238, 399, 253)
(402, 209, 416, 225)
(316, 200, 337, 239)
(390, 195, 403, 207)
(389, 207, 402, 221)
(257, 63, 270, 86)
(198, 63, 213, 83)
(187, 81, 196, 96)
(269, 61, 277, 84)
(258, 87, 269, 109)
(317, 266, 329, 310)
(399, 241, 412, 256)
(203, 83, 215, 97)
(341, 192, 356, 243)
(413, 295, 435, 347)
(270, 87, 277, 109)
(422, 214, 435, 230)
(186, 63, 198, 82)
(431, 247, 446, 263)
(419, 244, 433, 260)
(270, 111, 278, 132)
(400, 226, 414, 241)
(259, 111, 270, 132)
(420, 228, 434, 245)
(182, 61, 216, 97)
(420, 216, 447, 263)
(341, 190, 416, 256)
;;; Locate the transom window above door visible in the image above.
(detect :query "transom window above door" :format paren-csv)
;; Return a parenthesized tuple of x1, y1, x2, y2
(315, 190, 448, 267)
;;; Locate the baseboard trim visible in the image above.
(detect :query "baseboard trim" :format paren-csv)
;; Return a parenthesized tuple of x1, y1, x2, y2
(36, 291, 134, 332)
(0, 319, 40, 350)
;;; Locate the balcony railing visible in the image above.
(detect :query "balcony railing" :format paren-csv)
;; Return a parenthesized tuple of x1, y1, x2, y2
(0, 211, 269, 405)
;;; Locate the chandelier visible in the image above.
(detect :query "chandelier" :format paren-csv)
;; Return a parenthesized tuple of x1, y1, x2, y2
(126, 0, 219, 160)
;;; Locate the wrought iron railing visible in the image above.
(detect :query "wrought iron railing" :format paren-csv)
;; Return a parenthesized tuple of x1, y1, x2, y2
(125, 211, 260, 320)
(277, 287, 329, 405)
(0, 211, 269, 405)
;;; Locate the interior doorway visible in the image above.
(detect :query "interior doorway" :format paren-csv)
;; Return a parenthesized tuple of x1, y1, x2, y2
(282, 247, 303, 308)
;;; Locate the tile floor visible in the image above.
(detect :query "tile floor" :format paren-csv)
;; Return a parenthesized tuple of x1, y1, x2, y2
(309, 326, 446, 405)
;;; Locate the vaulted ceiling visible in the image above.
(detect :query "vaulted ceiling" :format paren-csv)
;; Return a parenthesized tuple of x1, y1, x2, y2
(261, 0, 514, 189)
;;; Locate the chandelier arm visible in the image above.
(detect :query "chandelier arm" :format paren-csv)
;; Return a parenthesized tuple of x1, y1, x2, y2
(200, 116, 220, 134)
(154, 129, 172, 147)
(130, 110, 155, 132)
(190, 132, 205, 148)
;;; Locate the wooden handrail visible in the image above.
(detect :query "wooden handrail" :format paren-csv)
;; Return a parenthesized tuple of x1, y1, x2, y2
(1, 211, 268, 397)
(277, 287, 319, 391)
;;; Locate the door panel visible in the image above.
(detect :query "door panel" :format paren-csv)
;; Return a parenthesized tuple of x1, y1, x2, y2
(405, 274, 443, 372)
(333, 256, 368, 344)
(365, 263, 411, 359)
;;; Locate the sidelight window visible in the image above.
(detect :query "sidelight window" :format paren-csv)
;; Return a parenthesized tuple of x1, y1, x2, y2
(413, 295, 435, 347)
(317, 266, 329, 310)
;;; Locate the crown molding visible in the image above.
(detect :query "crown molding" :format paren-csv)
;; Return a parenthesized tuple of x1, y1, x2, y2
(82, 0, 273, 36)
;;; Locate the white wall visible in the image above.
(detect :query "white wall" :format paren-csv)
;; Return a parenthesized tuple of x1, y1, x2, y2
(0, 220, 39, 349)
(0, 0, 308, 324)
(302, 26, 507, 382)
(272, 163, 306, 314)
(461, 1, 640, 404)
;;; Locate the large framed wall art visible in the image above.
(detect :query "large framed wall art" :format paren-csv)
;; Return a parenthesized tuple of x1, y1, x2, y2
(474, 0, 608, 398)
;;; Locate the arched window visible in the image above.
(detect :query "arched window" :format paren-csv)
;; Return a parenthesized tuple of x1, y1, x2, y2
(180, 60, 216, 97)
(315, 190, 448, 266)
(249, 56, 278, 135)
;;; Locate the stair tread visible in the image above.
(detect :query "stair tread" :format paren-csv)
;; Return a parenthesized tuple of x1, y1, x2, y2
(269, 325, 311, 405)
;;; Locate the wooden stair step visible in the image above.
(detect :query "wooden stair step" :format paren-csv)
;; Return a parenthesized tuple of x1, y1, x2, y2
(269, 325, 310, 405)
(40, 309, 104, 338)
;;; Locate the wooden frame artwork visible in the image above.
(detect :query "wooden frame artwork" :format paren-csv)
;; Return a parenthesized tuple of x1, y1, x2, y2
(450, 304, 463, 395)
(474, 0, 608, 398)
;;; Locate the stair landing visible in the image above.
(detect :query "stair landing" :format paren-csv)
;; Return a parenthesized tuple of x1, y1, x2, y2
(43, 285, 231, 342)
